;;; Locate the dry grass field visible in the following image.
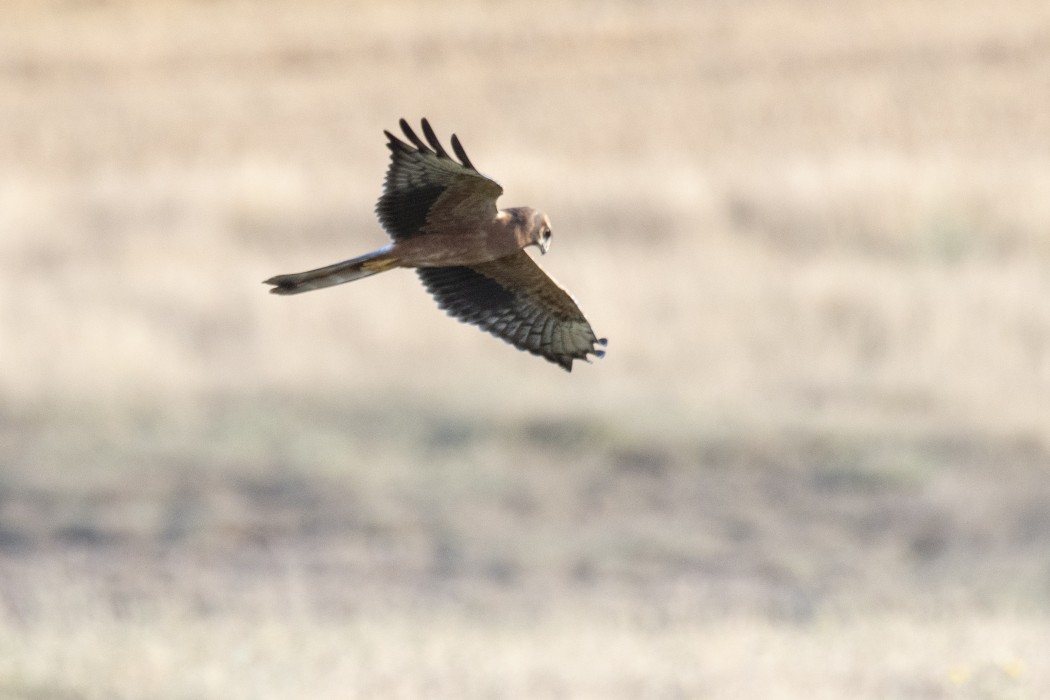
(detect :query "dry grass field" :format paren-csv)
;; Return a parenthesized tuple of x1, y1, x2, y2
(3, 0, 1050, 697)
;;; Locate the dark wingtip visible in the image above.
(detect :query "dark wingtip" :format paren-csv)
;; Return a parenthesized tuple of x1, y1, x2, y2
(399, 119, 430, 153)
(384, 129, 407, 153)
(450, 133, 475, 170)
(420, 119, 450, 159)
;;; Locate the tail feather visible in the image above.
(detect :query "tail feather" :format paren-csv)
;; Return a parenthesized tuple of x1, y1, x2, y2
(265, 248, 399, 295)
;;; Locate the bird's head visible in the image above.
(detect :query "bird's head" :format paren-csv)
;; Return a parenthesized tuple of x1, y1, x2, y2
(532, 212, 553, 255)
(502, 207, 553, 254)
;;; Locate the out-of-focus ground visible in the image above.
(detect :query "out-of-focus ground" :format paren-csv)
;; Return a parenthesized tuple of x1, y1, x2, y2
(2, 0, 1050, 697)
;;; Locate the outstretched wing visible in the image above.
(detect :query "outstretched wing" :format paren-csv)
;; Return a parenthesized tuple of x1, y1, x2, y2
(376, 119, 504, 242)
(417, 251, 607, 371)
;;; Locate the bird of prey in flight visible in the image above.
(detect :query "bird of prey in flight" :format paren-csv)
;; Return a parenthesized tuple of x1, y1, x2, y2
(265, 118, 606, 371)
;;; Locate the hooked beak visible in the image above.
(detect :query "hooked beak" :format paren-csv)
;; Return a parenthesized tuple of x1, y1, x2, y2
(538, 237, 550, 255)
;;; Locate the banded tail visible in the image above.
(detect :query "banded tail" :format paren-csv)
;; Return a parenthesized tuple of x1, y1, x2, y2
(264, 247, 399, 295)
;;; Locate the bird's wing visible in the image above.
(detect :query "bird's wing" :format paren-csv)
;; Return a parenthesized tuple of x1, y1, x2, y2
(417, 251, 606, 371)
(376, 119, 504, 242)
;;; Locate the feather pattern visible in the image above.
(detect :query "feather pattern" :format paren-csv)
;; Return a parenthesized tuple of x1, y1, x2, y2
(375, 118, 502, 241)
(417, 251, 607, 371)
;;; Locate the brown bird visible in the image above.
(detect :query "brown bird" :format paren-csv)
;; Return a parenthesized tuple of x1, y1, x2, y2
(265, 118, 606, 371)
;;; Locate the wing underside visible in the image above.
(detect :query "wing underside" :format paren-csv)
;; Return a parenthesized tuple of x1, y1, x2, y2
(416, 252, 606, 371)
(376, 119, 503, 242)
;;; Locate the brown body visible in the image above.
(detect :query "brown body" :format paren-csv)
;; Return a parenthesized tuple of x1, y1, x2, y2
(264, 119, 604, 371)
(409, 208, 550, 265)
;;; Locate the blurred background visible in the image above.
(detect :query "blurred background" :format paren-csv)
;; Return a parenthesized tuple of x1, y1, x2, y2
(3, 0, 1050, 697)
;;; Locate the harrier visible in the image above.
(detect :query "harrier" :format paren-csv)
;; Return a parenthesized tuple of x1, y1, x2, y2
(265, 118, 606, 371)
